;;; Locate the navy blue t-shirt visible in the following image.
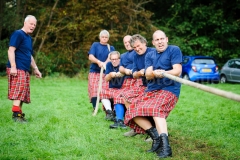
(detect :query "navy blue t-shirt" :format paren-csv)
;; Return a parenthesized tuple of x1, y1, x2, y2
(7, 30, 33, 72)
(88, 42, 115, 73)
(132, 47, 156, 86)
(145, 45, 183, 98)
(119, 50, 135, 79)
(105, 62, 124, 88)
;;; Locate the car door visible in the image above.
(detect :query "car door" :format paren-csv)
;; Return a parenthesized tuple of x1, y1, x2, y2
(226, 60, 235, 81)
(231, 60, 240, 82)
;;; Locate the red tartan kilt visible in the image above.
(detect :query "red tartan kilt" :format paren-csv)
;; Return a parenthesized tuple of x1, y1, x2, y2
(121, 85, 146, 103)
(124, 90, 178, 134)
(121, 78, 142, 89)
(88, 72, 108, 102)
(6, 68, 31, 103)
(114, 78, 143, 104)
(100, 88, 122, 100)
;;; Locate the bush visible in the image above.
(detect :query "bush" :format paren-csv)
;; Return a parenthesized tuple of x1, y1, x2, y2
(0, 39, 9, 73)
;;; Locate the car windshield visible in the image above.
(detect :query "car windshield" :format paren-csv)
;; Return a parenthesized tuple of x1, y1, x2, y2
(193, 59, 215, 64)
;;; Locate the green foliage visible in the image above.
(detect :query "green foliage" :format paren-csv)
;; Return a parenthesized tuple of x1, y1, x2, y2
(0, 0, 239, 76)
(35, 52, 53, 76)
(0, 39, 8, 76)
(156, 0, 240, 64)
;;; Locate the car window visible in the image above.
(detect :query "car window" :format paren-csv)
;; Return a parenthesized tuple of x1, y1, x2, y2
(193, 59, 215, 64)
(228, 60, 240, 68)
(235, 60, 240, 69)
(183, 57, 189, 64)
(228, 60, 234, 68)
(231, 60, 240, 69)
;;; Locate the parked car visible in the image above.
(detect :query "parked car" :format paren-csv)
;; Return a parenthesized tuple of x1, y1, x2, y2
(182, 56, 220, 83)
(220, 58, 240, 83)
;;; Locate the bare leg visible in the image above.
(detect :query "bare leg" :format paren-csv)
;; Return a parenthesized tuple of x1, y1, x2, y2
(123, 99, 130, 108)
(133, 116, 152, 130)
(153, 117, 168, 135)
(13, 100, 21, 107)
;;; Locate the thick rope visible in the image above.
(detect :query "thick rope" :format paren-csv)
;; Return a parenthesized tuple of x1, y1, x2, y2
(162, 72, 240, 102)
(93, 67, 104, 116)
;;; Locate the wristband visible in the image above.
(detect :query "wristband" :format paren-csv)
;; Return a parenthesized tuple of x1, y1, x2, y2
(34, 66, 38, 70)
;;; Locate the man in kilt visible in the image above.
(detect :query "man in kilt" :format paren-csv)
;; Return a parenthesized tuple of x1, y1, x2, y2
(114, 35, 142, 136)
(100, 51, 126, 129)
(120, 34, 156, 108)
(7, 15, 42, 122)
(88, 30, 115, 111)
(124, 30, 183, 158)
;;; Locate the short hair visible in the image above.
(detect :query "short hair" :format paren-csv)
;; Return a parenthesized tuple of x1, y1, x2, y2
(152, 30, 167, 39)
(129, 34, 147, 47)
(99, 30, 110, 38)
(109, 51, 120, 59)
(24, 15, 37, 22)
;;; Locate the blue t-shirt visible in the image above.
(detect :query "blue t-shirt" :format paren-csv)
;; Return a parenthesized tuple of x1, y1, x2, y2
(119, 50, 135, 78)
(132, 47, 156, 86)
(7, 30, 34, 72)
(105, 62, 124, 88)
(88, 42, 115, 73)
(145, 45, 183, 98)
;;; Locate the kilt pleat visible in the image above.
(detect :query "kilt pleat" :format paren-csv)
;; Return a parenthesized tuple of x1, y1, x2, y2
(114, 78, 143, 104)
(124, 90, 178, 134)
(100, 88, 122, 100)
(88, 72, 107, 102)
(7, 68, 30, 103)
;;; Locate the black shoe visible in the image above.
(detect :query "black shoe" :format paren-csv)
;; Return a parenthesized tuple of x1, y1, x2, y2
(12, 112, 27, 123)
(110, 119, 127, 129)
(157, 133, 172, 158)
(118, 119, 127, 129)
(105, 110, 115, 121)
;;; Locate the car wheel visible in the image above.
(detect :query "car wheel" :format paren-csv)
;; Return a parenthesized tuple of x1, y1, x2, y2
(220, 75, 227, 83)
(183, 74, 190, 80)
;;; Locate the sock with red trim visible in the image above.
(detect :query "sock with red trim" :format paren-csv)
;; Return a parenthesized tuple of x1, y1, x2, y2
(12, 105, 21, 113)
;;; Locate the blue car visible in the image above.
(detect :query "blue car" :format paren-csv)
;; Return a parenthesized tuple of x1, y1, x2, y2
(182, 56, 220, 83)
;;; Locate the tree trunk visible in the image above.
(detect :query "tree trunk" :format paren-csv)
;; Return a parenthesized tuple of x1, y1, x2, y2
(35, 0, 59, 63)
(0, 0, 5, 40)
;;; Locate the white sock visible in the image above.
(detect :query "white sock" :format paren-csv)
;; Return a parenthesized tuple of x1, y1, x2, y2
(101, 99, 112, 111)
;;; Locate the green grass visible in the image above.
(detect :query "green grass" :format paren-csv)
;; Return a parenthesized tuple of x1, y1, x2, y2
(0, 76, 239, 160)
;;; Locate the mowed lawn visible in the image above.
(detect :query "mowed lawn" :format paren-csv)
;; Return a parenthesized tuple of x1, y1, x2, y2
(0, 76, 239, 160)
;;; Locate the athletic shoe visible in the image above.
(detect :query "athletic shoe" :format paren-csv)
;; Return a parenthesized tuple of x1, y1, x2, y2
(123, 129, 138, 137)
(105, 110, 115, 121)
(110, 119, 127, 129)
(12, 112, 27, 123)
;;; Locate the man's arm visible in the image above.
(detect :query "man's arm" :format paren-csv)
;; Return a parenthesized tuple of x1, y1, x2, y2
(105, 72, 116, 82)
(133, 69, 144, 79)
(152, 64, 182, 79)
(89, 54, 103, 67)
(8, 46, 17, 75)
(119, 66, 132, 75)
(31, 55, 42, 78)
(146, 66, 154, 80)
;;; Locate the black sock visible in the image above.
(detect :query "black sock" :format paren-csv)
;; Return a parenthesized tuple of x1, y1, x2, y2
(91, 97, 97, 109)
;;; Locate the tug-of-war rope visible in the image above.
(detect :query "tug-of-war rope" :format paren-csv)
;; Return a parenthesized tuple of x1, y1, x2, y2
(93, 71, 240, 116)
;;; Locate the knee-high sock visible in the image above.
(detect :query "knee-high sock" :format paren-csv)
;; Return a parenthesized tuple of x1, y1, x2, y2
(101, 99, 112, 111)
(91, 97, 97, 109)
(12, 105, 21, 113)
(114, 104, 125, 120)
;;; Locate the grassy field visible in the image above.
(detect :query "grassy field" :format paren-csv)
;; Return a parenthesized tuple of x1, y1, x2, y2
(0, 76, 239, 160)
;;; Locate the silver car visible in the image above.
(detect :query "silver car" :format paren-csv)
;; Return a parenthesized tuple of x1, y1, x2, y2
(220, 58, 240, 83)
